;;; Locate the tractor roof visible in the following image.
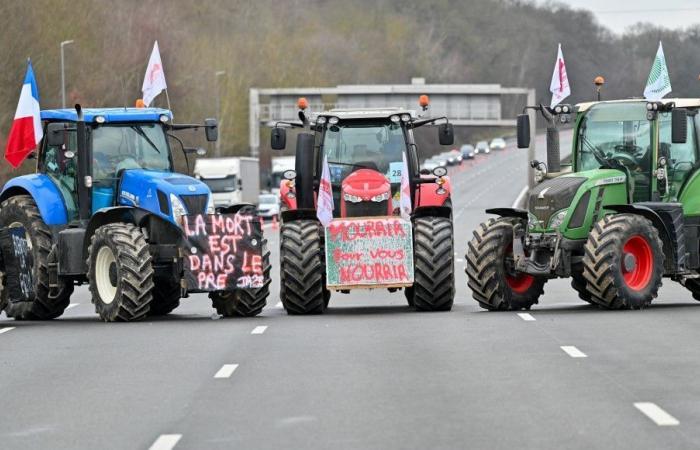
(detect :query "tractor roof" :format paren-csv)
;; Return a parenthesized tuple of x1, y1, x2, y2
(577, 98, 700, 112)
(40, 107, 173, 123)
(316, 107, 417, 120)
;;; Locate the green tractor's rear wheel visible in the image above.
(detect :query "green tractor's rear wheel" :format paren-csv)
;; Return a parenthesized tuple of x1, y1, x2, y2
(280, 220, 328, 315)
(571, 263, 595, 305)
(466, 217, 546, 310)
(582, 214, 663, 309)
(210, 239, 271, 317)
(409, 216, 454, 311)
(87, 222, 154, 321)
(0, 195, 73, 320)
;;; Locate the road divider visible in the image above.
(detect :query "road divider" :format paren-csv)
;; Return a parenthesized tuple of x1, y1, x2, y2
(634, 402, 679, 426)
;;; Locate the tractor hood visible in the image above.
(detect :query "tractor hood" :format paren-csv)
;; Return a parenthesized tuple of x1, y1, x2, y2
(118, 169, 212, 222)
(342, 169, 390, 199)
(527, 169, 628, 238)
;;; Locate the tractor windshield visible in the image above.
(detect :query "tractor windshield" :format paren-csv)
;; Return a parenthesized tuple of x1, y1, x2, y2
(322, 120, 406, 185)
(91, 123, 171, 182)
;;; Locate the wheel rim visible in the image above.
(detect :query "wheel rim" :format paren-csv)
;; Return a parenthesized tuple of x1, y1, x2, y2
(622, 234, 653, 291)
(95, 246, 118, 304)
(504, 244, 535, 294)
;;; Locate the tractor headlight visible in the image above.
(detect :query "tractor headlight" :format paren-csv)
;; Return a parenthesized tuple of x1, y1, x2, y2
(528, 213, 539, 230)
(170, 193, 188, 222)
(343, 193, 363, 203)
(548, 209, 568, 230)
(206, 195, 215, 214)
(534, 166, 547, 183)
(371, 192, 390, 202)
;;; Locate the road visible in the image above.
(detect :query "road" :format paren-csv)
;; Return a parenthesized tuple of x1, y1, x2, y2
(2, 136, 700, 449)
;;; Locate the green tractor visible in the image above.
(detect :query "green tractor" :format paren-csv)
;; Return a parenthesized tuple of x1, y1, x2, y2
(467, 99, 700, 310)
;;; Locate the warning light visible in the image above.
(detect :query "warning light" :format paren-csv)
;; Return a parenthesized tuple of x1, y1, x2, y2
(419, 95, 430, 108)
(594, 76, 605, 86)
(297, 97, 309, 110)
(135, 98, 145, 108)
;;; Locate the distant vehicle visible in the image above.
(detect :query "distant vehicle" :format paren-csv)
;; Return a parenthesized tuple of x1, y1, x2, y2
(421, 158, 440, 172)
(270, 156, 296, 195)
(438, 151, 459, 166)
(194, 157, 260, 207)
(475, 141, 490, 154)
(430, 154, 450, 167)
(460, 144, 475, 159)
(490, 137, 507, 151)
(257, 193, 280, 219)
(447, 149, 464, 164)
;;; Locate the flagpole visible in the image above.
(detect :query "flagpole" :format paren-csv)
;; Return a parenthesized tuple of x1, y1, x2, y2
(164, 88, 173, 114)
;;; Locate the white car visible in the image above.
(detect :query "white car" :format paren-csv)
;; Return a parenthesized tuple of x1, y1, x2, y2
(475, 141, 490, 154)
(490, 137, 507, 151)
(257, 194, 280, 219)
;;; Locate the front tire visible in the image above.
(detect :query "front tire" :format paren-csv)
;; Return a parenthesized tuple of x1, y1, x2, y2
(87, 223, 154, 321)
(410, 216, 454, 311)
(0, 195, 73, 320)
(582, 214, 663, 309)
(280, 220, 327, 315)
(466, 217, 546, 310)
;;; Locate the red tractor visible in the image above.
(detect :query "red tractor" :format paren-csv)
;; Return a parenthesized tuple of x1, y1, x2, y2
(271, 97, 455, 314)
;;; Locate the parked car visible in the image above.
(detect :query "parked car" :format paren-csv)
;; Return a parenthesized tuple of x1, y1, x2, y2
(257, 193, 280, 219)
(490, 137, 507, 151)
(460, 144, 475, 159)
(475, 141, 490, 154)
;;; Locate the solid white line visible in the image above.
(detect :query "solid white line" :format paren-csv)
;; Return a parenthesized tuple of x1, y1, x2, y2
(214, 364, 239, 379)
(560, 346, 587, 358)
(512, 185, 529, 208)
(456, 258, 464, 263)
(66, 303, 79, 309)
(634, 402, 679, 426)
(0, 327, 15, 334)
(149, 434, 182, 450)
(251, 325, 267, 335)
(517, 313, 536, 321)
(274, 301, 283, 308)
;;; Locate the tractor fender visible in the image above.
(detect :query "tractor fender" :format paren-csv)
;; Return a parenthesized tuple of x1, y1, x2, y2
(606, 204, 681, 272)
(0, 174, 69, 225)
(415, 177, 451, 208)
(485, 207, 529, 222)
(413, 205, 452, 219)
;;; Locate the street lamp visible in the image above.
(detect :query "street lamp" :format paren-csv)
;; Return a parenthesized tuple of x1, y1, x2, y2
(215, 70, 226, 156)
(60, 40, 74, 108)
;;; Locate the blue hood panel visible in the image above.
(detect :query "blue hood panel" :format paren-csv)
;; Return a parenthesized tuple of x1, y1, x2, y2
(118, 170, 211, 224)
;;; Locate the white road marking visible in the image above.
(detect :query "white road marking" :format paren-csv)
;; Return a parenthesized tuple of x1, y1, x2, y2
(274, 302, 283, 308)
(560, 346, 587, 358)
(517, 313, 536, 321)
(251, 326, 267, 335)
(214, 364, 239, 379)
(634, 402, 679, 426)
(456, 258, 464, 263)
(0, 327, 15, 334)
(149, 434, 182, 450)
(66, 303, 79, 309)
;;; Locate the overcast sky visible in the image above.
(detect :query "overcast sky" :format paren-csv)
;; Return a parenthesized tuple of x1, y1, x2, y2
(536, 0, 700, 33)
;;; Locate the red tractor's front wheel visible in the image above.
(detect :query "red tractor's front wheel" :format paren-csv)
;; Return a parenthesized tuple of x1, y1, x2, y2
(466, 218, 545, 310)
(582, 214, 664, 309)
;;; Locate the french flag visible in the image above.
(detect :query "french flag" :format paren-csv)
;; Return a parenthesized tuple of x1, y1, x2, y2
(5, 61, 43, 168)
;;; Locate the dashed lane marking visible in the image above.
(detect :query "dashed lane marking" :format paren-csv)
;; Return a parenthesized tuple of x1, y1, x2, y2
(251, 326, 267, 335)
(517, 313, 536, 321)
(0, 327, 15, 334)
(214, 364, 239, 379)
(274, 302, 283, 308)
(66, 303, 79, 309)
(634, 402, 679, 426)
(560, 346, 587, 358)
(149, 434, 182, 450)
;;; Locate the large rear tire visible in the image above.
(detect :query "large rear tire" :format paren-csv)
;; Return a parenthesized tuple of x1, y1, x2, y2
(148, 277, 180, 316)
(0, 195, 73, 320)
(210, 239, 271, 317)
(466, 217, 546, 310)
(280, 220, 327, 315)
(410, 216, 454, 311)
(582, 214, 663, 309)
(571, 263, 595, 305)
(87, 222, 154, 321)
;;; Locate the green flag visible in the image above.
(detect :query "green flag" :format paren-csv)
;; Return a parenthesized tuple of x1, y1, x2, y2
(644, 42, 672, 100)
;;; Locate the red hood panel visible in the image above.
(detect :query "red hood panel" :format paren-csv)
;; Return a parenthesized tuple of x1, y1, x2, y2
(342, 169, 390, 198)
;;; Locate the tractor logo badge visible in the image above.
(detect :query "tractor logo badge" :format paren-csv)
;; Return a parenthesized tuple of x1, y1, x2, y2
(188, 185, 197, 192)
(538, 187, 551, 199)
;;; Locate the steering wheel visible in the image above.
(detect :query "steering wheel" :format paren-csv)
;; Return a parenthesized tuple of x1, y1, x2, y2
(608, 151, 638, 168)
(614, 144, 642, 155)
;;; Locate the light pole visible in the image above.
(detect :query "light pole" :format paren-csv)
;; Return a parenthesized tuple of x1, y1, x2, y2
(215, 70, 226, 156)
(60, 40, 74, 108)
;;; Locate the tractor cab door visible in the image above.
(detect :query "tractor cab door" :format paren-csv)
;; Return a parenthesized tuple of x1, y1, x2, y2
(659, 112, 698, 201)
(41, 122, 79, 221)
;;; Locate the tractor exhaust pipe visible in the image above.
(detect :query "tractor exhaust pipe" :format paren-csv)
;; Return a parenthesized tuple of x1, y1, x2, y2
(546, 126, 561, 173)
(295, 133, 315, 210)
(75, 104, 92, 222)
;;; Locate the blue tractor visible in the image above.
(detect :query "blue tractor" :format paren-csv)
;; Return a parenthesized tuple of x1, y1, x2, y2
(0, 105, 270, 321)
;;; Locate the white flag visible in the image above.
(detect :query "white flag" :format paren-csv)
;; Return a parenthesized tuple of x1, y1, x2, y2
(644, 42, 672, 101)
(399, 152, 411, 220)
(142, 41, 167, 107)
(317, 155, 334, 227)
(549, 43, 570, 108)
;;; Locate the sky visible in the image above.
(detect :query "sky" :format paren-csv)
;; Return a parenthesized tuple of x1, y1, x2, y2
(537, 0, 700, 33)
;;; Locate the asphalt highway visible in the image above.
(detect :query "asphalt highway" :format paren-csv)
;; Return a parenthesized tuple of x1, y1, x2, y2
(2, 135, 700, 449)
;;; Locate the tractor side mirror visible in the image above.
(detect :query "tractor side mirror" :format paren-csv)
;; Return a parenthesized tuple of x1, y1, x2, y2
(271, 127, 287, 150)
(438, 123, 454, 146)
(517, 114, 530, 148)
(46, 126, 64, 147)
(671, 108, 688, 144)
(204, 118, 218, 142)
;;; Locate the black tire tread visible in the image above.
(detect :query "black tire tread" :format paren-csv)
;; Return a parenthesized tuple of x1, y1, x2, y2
(411, 216, 454, 311)
(280, 220, 326, 315)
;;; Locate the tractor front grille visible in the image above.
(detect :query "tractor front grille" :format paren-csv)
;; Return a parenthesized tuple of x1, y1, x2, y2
(345, 200, 388, 218)
(180, 194, 208, 215)
(528, 177, 586, 227)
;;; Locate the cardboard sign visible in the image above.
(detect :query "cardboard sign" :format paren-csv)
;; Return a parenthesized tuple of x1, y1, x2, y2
(0, 226, 35, 303)
(183, 213, 264, 291)
(325, 217, 413, 289)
